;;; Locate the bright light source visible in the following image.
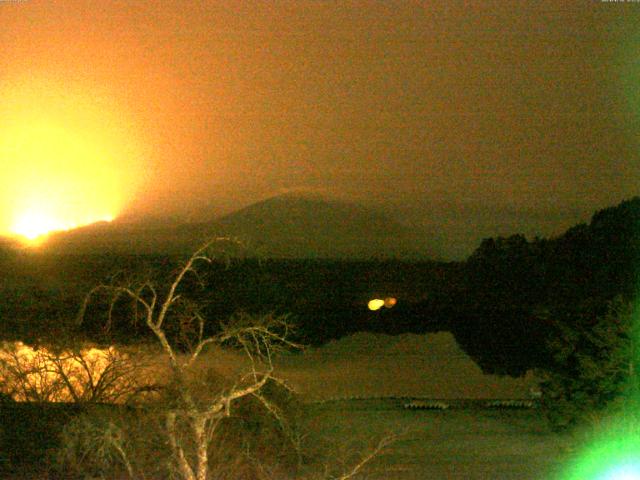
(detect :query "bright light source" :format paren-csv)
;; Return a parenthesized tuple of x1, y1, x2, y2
(368, 299, 385, 311)
(0, 81, 144, 243)
(11, 212, 113, 244)
(599, 463, 640, 480)
(560, 427, 640, 480)
(384, 297, 397, 308)
(12, 212, 62, 240)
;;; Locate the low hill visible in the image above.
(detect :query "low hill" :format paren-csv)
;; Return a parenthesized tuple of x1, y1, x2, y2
(33, 193, 434, 259)
(40, 220, 210, 255)
(212, 192, 429, 259)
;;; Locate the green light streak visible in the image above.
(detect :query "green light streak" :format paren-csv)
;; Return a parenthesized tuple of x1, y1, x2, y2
(561, 430, 640, 480)
(559, 299, 640, 480)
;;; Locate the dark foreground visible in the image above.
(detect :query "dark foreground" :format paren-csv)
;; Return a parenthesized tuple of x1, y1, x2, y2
(0, 398, 576, 479)
(307, 399, 573, 480)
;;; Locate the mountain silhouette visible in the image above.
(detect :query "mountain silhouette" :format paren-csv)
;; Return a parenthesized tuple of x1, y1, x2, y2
(35, 193, 432, 259)
(211, 193, 428, 259)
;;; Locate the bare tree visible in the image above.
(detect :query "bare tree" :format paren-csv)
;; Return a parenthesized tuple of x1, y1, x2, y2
(77, 239, 301, 480)
(0, 341, 149, 403)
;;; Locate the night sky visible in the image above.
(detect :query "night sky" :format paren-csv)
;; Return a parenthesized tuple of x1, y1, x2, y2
(2, 1, 640, 258)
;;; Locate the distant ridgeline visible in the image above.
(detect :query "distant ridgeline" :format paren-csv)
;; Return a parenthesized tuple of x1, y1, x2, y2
(0, 197, 638, 377)
(32, 193, 436, 260)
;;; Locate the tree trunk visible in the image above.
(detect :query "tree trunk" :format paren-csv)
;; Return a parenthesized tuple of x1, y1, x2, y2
(166, 412, 196, 480)
(194, 415, 209, 480)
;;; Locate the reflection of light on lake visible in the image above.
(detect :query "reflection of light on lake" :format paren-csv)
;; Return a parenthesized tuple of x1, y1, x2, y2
(0, 342, 125, 402)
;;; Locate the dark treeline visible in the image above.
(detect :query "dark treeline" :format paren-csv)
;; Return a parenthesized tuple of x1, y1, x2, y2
(454, 197, 640, 376)
(0, 250, 463, 347)
(0, 197, 639, 377)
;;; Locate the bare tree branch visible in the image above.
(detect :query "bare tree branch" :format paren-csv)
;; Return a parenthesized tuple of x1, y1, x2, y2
(333, 432, 399, 480)
(62, 238, 309, 480)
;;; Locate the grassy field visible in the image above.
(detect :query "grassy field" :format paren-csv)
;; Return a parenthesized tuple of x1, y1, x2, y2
(306, 399, 573, 480)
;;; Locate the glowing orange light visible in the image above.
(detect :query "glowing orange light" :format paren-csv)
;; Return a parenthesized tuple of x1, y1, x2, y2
(11, 211, 114, 243)
(384, 297, 397, 308)
(0, 80, 144, 243)
(11, 212, 61, 241)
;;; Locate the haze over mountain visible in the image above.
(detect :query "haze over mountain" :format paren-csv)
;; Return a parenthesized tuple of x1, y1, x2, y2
(34, 193, 435, 259)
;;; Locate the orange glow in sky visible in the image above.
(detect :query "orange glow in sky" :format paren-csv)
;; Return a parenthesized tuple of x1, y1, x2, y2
(1, 1, 638, 258)
(0, 81, 143, 243)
